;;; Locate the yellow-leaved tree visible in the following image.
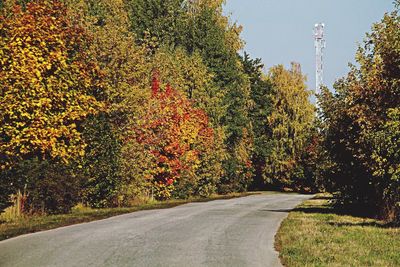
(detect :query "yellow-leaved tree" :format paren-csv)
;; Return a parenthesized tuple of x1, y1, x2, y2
(265, 63, 315, 187)
(0, 0, 103, 169)
(64, 0, 152, 207)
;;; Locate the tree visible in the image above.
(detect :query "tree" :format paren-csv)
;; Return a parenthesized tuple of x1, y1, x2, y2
(265, 63, 315, 188)
(0, 1, 102, 169)
(124, 75, 217, 200)
(151, 47, 225, 126)
(0, 1, 103, 213)
(65, 0, 152, 207)
(318, 5, 400, 222)
(125, 0, 185, 47)
(369, 108, 400, 222)
(242, 52, 273, 189)
(125, 0, 254, 193)
(79, 114, 122, 208)
(182, 1, 253, 192)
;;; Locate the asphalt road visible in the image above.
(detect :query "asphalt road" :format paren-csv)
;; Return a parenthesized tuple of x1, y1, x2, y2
(0, 193, 311, 267)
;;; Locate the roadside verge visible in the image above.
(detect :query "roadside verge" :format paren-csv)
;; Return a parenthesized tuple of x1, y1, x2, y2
(275, 195, 400, 266)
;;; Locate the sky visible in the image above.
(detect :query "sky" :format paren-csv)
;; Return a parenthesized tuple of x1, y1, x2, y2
(223, 0, 395, 91)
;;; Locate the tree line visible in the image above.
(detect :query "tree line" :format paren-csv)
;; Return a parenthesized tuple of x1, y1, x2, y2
(0, 0, 314, 214)
(316, 2, 400, 223)
(0, 0, 398, 224)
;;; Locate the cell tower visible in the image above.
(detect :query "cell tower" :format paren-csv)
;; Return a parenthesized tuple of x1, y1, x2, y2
(314, 23, 326, 97)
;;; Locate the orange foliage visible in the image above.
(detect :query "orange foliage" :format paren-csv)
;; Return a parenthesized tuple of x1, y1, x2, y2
(130, 74, 214, 198)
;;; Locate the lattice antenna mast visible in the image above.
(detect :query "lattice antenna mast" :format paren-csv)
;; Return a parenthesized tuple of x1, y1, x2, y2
(314, 23, 326, 97)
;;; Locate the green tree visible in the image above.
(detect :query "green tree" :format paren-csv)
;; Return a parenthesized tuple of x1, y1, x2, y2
(242, 52, 273, 189)
(369, 108, 400, 222)
(65, 0, 151, 207)
(318, 4, 400, 222)
(181, 1, 253, 192)
(79, 114, 121, 208)
(125, 0, 254, 193)
(125, 0, 185, 47)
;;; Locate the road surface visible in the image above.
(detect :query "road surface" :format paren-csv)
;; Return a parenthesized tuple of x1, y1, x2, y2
(0, 193, 311, 267)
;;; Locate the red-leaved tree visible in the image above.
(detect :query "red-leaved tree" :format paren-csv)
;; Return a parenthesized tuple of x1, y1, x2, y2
(126, 74, 215, 199)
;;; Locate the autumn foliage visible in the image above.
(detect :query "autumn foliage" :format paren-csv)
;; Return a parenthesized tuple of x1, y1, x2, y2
(127, 74, 215, 199)
(0, 1, 102, 169)
(0, 0, 317, 215)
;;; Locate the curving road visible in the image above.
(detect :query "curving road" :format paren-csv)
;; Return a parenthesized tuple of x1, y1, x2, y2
(0, 193, 311, 267)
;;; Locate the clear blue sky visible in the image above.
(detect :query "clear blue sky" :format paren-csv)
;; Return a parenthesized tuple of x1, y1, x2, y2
(223, 0, 395, 90)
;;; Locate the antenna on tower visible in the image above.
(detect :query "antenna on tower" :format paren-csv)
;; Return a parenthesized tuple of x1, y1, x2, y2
(314, 23, 326, 104)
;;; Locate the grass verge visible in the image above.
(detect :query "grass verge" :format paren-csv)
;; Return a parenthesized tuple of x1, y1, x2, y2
(275, 195, 400, 267)
(0, 192, 256, 242)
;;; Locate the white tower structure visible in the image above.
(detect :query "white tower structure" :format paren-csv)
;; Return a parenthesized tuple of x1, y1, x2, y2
(314, 23, 326, 97)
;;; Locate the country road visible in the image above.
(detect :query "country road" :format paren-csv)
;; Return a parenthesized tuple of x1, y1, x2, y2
(0, 193, 311, 267)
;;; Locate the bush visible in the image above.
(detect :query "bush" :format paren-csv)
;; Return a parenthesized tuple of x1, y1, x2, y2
(79, 114, 122, 208)
(0, 172, 14, 214)
(4, 159, 82, 214)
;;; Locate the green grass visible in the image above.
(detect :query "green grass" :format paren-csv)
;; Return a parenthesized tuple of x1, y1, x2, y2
(0, 192, 256, 241)
(275, 195, 400, 267)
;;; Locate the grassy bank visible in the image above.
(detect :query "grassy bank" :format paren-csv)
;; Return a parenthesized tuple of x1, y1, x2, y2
(0, 192, 255, 242)
(275, 195, 400, 267)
